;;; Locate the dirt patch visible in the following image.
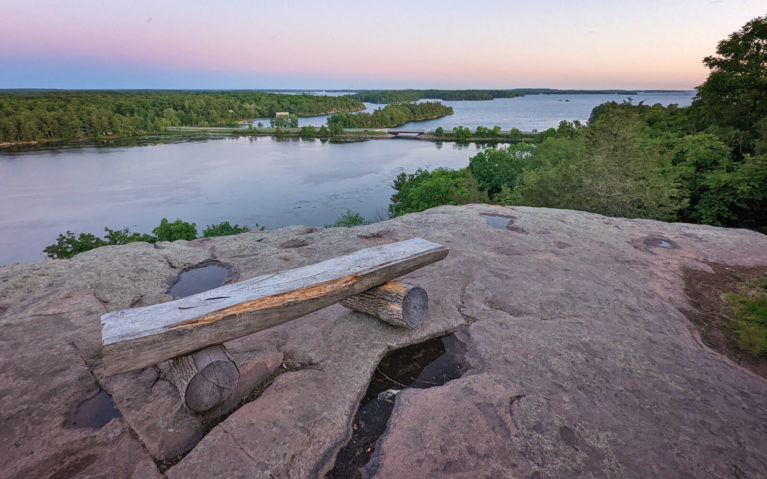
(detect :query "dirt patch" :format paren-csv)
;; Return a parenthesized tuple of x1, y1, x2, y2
(683, 263, 767, 378)
(280, 238, 310, 249)
(357, 230, 402, 246)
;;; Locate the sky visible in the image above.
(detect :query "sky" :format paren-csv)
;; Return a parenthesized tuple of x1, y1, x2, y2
(1, 0, 764, 90)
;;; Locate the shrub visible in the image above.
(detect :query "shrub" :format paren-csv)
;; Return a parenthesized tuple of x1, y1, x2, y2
(389, 168, 487, 217)
(152, 218, 197, 242)
(44, 231, 106, 259)
(299, 126, 317, 138)
(103, 227, 156, 245)
(725, 277, 767, 355)
(328, 210, 366, 227)
(202, 221, 251, 237)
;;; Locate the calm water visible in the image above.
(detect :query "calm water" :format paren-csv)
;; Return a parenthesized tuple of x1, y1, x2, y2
(0, 138, 487, 264)
(253, 91, 694, 131)
(0, 91, 696, 265)
(400, 92, 695, 131)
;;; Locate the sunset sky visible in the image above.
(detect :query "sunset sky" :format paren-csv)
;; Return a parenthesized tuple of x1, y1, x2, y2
(1, 0, 764, 90)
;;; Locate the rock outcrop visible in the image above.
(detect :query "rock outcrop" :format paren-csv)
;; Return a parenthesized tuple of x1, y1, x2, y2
(2, 205, 766, 478)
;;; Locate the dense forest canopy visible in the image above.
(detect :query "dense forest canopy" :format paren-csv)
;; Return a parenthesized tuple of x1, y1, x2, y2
(0, 90, 364, 143)
(327, 102, 453, 129)
(389, 15, 767, 232)
(351, 89, 651, 103)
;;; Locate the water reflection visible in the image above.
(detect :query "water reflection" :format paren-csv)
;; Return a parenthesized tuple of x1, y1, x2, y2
(0, 137, 488, 265)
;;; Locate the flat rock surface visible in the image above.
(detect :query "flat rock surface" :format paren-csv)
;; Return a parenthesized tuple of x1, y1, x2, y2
(1, 205, 766, 478)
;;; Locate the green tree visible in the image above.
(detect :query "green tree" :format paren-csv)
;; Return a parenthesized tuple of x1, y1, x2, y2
(692, 15, 767, 156)
(513, 104, 683, 221)
(202, 221, 250, 237)
(389, 168, 487, 217)
(43, 231, 106, 259)
(153, 218, 197, 241)
(103, 227, 156, 245)
(468, 144, 537, 197)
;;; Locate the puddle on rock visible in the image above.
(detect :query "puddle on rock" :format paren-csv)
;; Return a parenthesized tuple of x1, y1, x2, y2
(71, 391, 121, 428)
(644, 237, 675, 249)
(326, 333, 467, 479)
(169, 263, 231, 298)
(481, 214, 512, 230)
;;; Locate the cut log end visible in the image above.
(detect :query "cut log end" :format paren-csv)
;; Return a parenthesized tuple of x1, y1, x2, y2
(401, 285, 428, 328)
(341, 281, 429, 329)
(167, 345, 239, 413)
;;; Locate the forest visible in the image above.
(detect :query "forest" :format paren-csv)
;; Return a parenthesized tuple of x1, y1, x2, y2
(327, 102, 453, 129)
(389, 16, 767, 233)
(0, 90, 364, 143)
(351, 89, 645, 103)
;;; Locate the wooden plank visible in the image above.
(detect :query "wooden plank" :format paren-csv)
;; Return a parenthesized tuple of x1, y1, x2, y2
(101, 238, 448, 375)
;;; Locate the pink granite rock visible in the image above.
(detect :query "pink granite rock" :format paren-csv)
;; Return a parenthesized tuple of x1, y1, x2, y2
(1, 205, 766, 479)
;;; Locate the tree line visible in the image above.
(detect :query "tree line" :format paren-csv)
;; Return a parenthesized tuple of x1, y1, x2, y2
(351, 89, 649, 103)
(389, 15, 767, 233)
(0, 90, 364, 143)
(327, 102, 453, 129)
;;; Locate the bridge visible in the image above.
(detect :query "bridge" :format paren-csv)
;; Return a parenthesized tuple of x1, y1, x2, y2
(385, 129, 426, 136)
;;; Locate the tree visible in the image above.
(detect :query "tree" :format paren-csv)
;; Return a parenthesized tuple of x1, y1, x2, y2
(153, 218, 197, 241)
(389, 168, 487, 217)
(202, 221, 250, 237)
(44, 231, 106, 259)
(468, 144, 536, 197)
(693, 15, 767, 156)
(513, 104, 683, 221)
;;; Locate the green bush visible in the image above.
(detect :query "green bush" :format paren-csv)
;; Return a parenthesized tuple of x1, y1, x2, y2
(299, 126, 318, 138)
(725, 277, 767, 355)
(389, 168, 488, 217)
(44, 231, 106, 259)
(452, 126, 471, 141)
(202, 221, 250, 237)
(103, 227, 156, 245)
(328, 210, 367, 227)
(44, 217, 255, 259)
(43, 227, 158, 259)
(153, 218, 197, 242)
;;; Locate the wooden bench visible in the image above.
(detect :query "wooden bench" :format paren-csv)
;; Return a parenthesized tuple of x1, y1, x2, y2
(101, 238, 448, 412)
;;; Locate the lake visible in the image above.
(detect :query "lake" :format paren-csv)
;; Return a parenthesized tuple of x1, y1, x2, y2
(0, 91, 696, 265)
(0, 138, 488, 264)
(401, 92, 695, 131)
(253, 91, 695, 131)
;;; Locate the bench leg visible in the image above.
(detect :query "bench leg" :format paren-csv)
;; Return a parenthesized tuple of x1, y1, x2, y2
(340, 281, 428, 329)
(167, 344, 239, 412)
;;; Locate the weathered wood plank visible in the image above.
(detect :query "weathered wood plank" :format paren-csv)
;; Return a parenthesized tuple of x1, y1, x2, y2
(101, 238, 448, 375)
(341, 281, 428, 328)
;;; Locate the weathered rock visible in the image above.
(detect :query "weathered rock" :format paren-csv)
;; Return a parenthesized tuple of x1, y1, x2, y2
(1, 205, 766, 479)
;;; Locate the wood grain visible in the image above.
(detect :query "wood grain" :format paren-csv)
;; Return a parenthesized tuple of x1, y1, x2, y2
(341, 281, 428, 328)
(166, 345, 239, 412)
(101, 238, 448, 375)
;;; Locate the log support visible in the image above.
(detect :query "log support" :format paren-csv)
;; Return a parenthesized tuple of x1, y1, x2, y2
(341, 281, 428, 328)
(166, 345, 239, 412)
